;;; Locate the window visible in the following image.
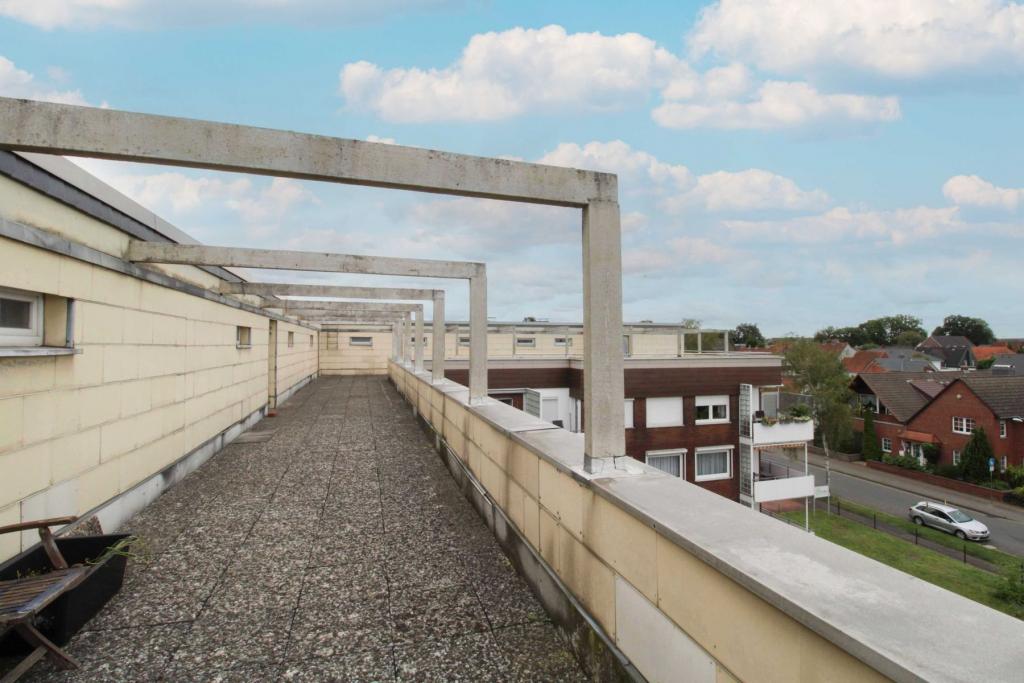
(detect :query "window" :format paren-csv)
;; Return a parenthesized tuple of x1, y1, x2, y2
(1000, 420, 1007, 439)
(554, 337, 570, 347)
(695, 395, 729, 424)
(350, 336, 373, 347)
(458, 336, 471, 347)
(645, 450, 684, 477)
(1002, 456, 1008, 471)
(624, 399, 634, 429)
(0, 286, 43, 346)
(646, 396, 683, 428)
(695, 447, 732, 482)
(952, 450, 961, 466)
(236, 326, 252, 348)
(881, 437, 892, 453)
(952, 417, 975, 435)
(287, 331, 294, 348)
(622, 334, 632, 357)
(516, 337, 536, 348)
(309, 334, 314, 347)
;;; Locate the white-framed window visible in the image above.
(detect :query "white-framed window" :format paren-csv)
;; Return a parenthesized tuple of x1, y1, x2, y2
(881, 437, 892, 453)
(645, 449, 684, 477)
(623, 334, 632, 357)
(646, 396, 683, 428)
(624, 399, 634, 429)
(458, 336, 471, 347)
(695, 446, 733, 482)
(236, 326, 252, 348)
(0, 286, 44, 347)
(1000, 420, 1007, 439)
(952, 450, 961, 466)
(516, 337, 536, 348)
(554, 337, 570, 347)
(287, 331, 294, 348)
(350, 336, 373, 347)
(952, 416, 975, 435)
(1002, 456, 1008, 471)
(695, 395, 729, 424)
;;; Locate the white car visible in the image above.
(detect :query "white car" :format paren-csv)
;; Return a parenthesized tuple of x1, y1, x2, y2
(908, 501, 990, 541)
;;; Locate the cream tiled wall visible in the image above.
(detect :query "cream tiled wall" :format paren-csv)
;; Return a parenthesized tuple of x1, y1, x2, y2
(0, 177, 317, 561)
(389, 361, 887, 683)
(319, 331, 392, 375)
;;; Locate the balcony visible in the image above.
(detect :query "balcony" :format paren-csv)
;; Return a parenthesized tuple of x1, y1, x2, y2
(751, 418, 815, 447)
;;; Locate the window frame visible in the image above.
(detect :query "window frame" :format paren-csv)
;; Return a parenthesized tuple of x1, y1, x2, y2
(235, 325, 252, 349)
(952, 450, 961, 466)
(694, 395, 730, 425)
(881, 437, 892, 453)
(694, 446, 733, 482)
(553, 336, 570, 347)
(952, 416, 975, 435)
(457, 336, 471, 347)
(0, 286, 44, 347)
(287, 331, 294, 348)
(624, 399, 634, 429)
(1000, 420, 1007, 439)
(645, 396, 684, 428)
(644, 448, 685, 478)
(349, 336, 374, 347)
(515, 337, 536, 348)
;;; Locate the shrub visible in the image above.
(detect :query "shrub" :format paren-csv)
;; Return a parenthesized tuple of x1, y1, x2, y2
(862, 410, 882, 461)
(994, 568, 1024, 608)
(788, 403, 812, 419)
(960, 427, 995, 483)
(983, 479, 1011, 491)
(882, 453, 925, 471)
(1005, 465, 1024, 489)
(934, 464, 961, 479)
(1006, 487, 1024, 507)
(921, 443, 940, 468)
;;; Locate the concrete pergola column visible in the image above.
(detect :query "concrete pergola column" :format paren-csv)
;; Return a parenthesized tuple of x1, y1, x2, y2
(414, 306, 425, 372)
(0, 97, 623, 471)
(431, 291, 445, 383)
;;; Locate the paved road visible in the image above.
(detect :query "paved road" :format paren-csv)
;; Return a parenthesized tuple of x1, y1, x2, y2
(761, 454, 1024, 557)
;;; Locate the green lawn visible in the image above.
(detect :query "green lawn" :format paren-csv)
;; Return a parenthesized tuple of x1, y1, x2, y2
(782, 509, 1024, 619)
(830, 497, 1022, 572)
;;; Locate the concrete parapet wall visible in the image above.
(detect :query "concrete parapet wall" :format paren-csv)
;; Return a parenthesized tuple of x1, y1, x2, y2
(388, 361, 1022, 683)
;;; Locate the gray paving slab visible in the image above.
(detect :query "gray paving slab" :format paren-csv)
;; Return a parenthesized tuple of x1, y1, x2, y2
(11, 376, 588, 682)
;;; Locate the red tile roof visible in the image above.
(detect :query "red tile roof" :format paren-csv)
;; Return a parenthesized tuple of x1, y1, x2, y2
(973, 345, 1014, 361)
(843, 349, 888, 374)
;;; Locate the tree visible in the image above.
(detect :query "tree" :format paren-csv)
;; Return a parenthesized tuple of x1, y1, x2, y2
(959, 426, 994, 483)
(732, 323, 766, 348)
(861, 409, 882, 460)
(783, 340, 853, 457)
(816, 315, 926, 347)
(894, 329, 925, 347)
(932, 315, 996, 346)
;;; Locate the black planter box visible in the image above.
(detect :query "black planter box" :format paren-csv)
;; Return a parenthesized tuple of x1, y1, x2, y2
(0, 534, 131, 653)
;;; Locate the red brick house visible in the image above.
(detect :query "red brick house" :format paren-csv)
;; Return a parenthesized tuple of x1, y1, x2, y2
(850, 372, 953, 456)
(904, 376, 1024, 470)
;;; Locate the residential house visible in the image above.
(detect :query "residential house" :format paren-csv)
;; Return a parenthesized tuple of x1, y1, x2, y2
(842, 349, 888, 376)
(916, 335, 976, 370)
(991, 354, 1024, 375)
(904, 376, 1024, 470)
(974, 344, 1014, 363)
(850, 372, 955, 456)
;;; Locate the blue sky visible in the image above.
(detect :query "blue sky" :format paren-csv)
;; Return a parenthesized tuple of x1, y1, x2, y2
(1, 1, 1022, 337)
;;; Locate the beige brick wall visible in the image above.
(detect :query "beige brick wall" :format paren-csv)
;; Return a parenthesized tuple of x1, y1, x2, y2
(389, 362, 887, 683)
(0, 177, 317, 561)
(319, 331, 392, 375)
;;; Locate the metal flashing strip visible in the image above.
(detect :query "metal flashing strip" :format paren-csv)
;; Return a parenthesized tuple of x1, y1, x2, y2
(0, 217, 318, 330)
(0, 150, 241, 283)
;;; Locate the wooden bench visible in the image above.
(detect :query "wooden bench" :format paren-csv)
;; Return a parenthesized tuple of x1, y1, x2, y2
(0, 517, 87, 683)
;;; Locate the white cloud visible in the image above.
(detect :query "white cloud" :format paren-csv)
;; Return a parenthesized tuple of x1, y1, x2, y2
(943, 174, 1024, 211)
(365, 134, 396, 145)
(624, 237, 739, 275)
(0, 55, 90, 105)
(653, 79, 900, 130)
(689, 0, 1024, 80)
(667, 169, 830, 212)
(538, 140, 827, 213)
(340, 25, 687, 122)
(0, 0, 456, 29)
(70, 159, 318, 225)
(721, 205, 965, 245)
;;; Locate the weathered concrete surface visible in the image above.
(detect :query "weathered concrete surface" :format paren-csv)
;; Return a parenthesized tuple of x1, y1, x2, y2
(10, 376, 587, 682)
(0, 98, 616, 207)
(128, 242, 482, 280)
(268, 302, 422, 313)
(222, 283, 442, 301)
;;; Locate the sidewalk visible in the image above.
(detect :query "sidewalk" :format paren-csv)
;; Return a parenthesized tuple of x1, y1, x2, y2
(808, 451, 1024, 522)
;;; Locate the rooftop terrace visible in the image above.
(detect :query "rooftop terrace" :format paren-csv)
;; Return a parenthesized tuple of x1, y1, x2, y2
(14, 376, 585, 681)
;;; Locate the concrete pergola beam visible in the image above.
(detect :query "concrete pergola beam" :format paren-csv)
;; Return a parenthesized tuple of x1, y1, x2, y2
(1, 98, 624, 469)
(128, 241, 479, 396)
(0, 98, 615, 207)
(269, 301, 421, 313)
(224, 282, 447, 382)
